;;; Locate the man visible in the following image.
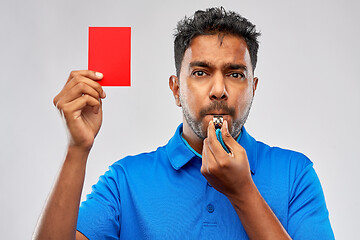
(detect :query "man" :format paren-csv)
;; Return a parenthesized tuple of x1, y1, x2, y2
(33, 7, 334, 240)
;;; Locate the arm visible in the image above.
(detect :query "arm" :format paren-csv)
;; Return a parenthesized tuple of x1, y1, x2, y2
(201, 120, 291, 240)
(33, 70, 106, 240)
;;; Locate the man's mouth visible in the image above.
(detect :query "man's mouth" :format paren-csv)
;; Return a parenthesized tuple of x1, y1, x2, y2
(207, 112, 230, 116)
(206, 113, 230, 117)
(204, 112, 232, 123)
(199, 102, 236, 118)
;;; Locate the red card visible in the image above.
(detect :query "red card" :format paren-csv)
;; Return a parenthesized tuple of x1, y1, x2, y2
(88, 27, 131, 86)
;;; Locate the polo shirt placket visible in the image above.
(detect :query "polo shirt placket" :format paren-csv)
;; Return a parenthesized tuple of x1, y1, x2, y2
(202, 181, 218, 239)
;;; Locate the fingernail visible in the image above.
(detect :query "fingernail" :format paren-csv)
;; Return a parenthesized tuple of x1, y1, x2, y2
(224, 120, 229, 131)
(95, 72, 103, 78)
(102, 90, 106, 98)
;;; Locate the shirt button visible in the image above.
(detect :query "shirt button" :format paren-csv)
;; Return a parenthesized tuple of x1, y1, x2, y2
(207, 204, 214, 213)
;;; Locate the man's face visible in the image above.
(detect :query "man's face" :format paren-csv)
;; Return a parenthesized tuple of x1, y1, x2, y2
(170, 34, 258, 140)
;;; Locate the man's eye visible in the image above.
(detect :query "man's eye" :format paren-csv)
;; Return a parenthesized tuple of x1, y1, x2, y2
(229, 72, 245, 78)
(193, 71, 206, 77)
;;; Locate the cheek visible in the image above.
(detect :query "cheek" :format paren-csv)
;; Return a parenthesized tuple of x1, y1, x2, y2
(234, 89, 253, 113)
(179, 86, 198, 114)
(180, 82, 206, 108)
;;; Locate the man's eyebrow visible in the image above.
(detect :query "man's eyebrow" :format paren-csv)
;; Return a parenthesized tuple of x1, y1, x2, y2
(189, 61, 248, 72)
(223, 63, 248, 71)
(189, 61, 213, 68)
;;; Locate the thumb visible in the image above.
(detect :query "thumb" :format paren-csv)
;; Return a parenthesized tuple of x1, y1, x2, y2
(221, 120, 239, 154)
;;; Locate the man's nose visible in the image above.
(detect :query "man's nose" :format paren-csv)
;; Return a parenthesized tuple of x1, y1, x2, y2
(209, 73, 228, 101)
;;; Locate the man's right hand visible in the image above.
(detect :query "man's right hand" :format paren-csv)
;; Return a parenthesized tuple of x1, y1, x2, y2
(33, 70, 104, 240)
(53, 70, 106, 151)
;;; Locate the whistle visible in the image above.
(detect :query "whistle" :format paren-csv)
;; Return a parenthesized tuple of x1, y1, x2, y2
(213, 115, 223, 129)
(212, 115, 230, 153)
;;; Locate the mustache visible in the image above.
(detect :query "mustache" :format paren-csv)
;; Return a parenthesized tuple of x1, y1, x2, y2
(199, 101, 236, 118)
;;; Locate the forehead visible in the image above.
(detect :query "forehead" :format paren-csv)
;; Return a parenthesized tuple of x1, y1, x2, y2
(182, 34, 252, 70)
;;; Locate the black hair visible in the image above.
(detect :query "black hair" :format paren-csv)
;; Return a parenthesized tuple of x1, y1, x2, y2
(174, 7, 261, 76)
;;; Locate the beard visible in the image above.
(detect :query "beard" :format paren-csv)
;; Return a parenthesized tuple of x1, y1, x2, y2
(180, 94, 253, 140)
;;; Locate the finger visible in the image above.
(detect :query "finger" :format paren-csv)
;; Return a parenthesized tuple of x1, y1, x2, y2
(221, 120, 240, 156)
(62, 94, 101, 118)
(207, 120, 227, 158)
(66, 74, 105, 98)
(200, 140, 208, 175)
(59, 81, 103, 104)
(66, 70, 103, 83)
(54, 74, 105, 107)
(201, 138, 217, 175)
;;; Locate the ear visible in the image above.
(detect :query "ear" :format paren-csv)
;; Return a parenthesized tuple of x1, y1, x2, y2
(169, 75, 181, 107)
(252, 77, 258, 97)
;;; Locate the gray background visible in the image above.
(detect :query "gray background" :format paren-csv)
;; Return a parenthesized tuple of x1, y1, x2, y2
(1, 0, 359, 239)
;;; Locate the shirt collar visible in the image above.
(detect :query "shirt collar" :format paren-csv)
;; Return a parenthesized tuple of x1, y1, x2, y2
(166, 123, 258, 174)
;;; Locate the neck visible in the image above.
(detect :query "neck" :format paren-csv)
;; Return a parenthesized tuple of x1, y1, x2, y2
(182, 120, 204, 155)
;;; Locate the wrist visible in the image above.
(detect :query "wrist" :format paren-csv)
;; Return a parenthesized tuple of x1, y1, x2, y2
(66, 145, 91, 165)
(227, 177, 258, 208)
(68, 140, 93, 153)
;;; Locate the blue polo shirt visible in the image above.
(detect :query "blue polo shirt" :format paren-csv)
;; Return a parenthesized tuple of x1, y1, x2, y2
(77, 124, 334, 239)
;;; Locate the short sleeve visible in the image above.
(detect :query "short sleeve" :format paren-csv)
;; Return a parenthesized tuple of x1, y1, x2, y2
(288, 156, 334, 239)
(77, 165, 122, 240)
